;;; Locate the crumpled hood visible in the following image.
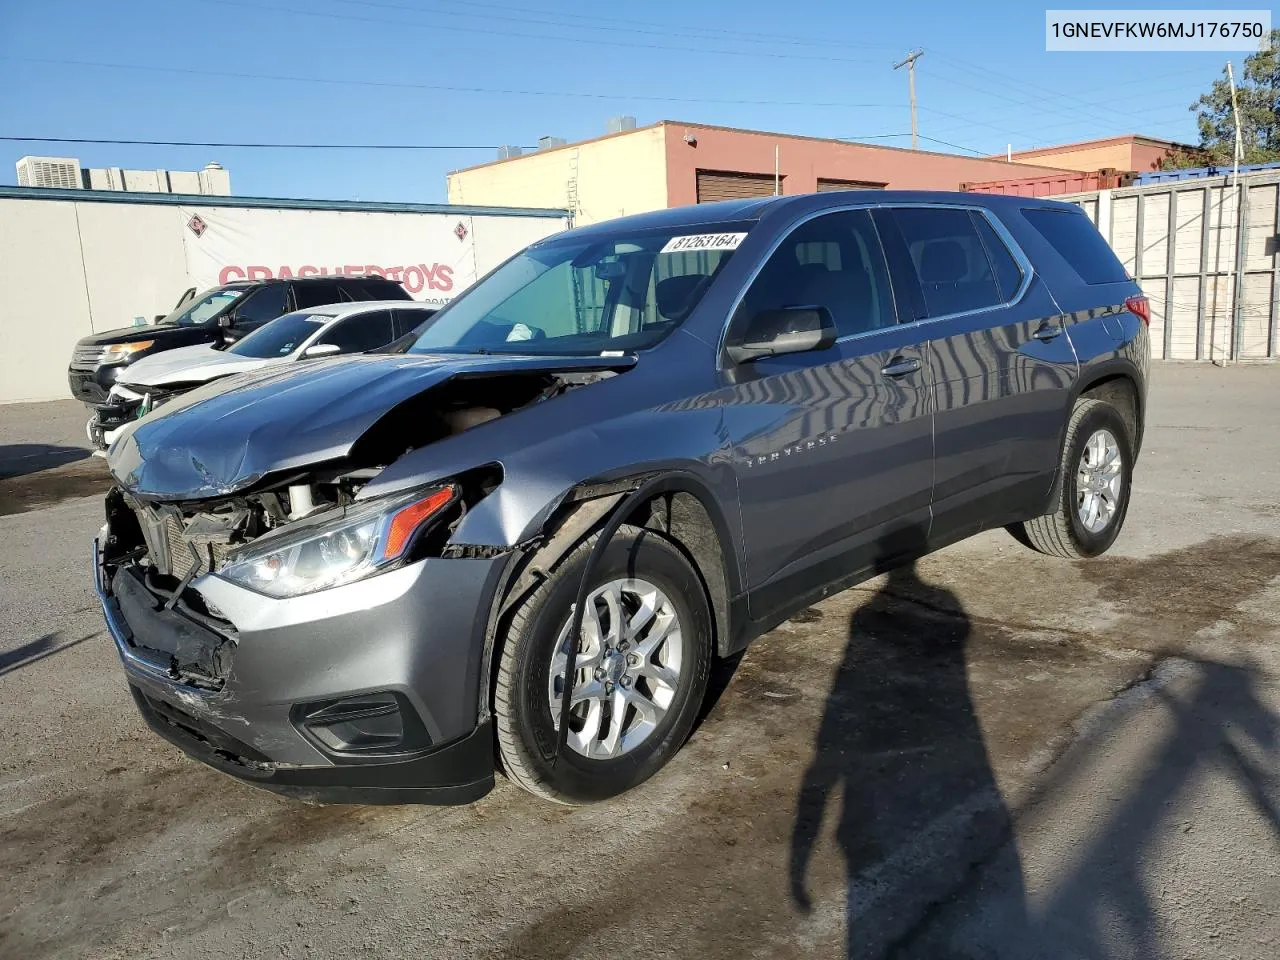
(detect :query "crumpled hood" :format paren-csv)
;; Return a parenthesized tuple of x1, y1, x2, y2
(117, 344, 269, 389)
(108, 352, 634, 500)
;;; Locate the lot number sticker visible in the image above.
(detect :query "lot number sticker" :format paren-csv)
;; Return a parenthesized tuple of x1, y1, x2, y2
(660, 232, 747, 254)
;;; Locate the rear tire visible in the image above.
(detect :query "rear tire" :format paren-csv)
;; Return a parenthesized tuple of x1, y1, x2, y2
(493, 525, 712, 804)
(1008, 397, 1133, 559)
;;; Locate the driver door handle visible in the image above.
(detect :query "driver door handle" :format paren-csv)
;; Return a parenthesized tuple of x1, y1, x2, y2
(1033, 321, 1063, 342)
(881, 355, 922, 378)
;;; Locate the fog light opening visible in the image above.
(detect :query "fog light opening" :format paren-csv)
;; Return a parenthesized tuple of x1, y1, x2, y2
(295, 692, 431, 756)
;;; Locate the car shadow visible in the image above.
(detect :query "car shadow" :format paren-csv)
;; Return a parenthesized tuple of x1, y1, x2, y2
(789, 534, 1028, 957)
(0, 443, 91, 480)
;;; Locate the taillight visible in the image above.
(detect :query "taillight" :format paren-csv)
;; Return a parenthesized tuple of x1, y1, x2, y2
(1125, 295, 1150, 327)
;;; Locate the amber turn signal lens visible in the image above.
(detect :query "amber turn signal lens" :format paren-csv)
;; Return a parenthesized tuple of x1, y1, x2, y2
(382, 487, 456, 560)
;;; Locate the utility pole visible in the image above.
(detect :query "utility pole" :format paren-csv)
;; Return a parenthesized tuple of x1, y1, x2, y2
(893, 48, 924, 150)
(1225, 61, 1245, 362)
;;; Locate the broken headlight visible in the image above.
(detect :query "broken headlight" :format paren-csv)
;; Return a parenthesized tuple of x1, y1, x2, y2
(217, 485, 456, 598)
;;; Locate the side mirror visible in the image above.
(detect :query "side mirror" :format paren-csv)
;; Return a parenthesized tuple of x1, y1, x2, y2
(725, 306, 837, 364)
(303, 343, 342, 358)
(217, 313, 234, 329)
(153, 314, 166, 323)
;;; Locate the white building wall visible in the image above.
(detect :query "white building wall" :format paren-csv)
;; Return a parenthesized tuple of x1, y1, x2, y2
(0, 199, 94, 403)
(0, 193, 567, 402)
(76, 202, 192, 331)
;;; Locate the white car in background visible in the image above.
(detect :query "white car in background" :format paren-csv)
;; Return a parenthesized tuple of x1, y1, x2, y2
(90, 301, 437, 451)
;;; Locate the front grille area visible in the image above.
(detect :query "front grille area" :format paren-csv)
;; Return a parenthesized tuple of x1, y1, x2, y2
(72, 345, 106, 367)
(133, 504, 237, 580)
(162, 514, 236, 580)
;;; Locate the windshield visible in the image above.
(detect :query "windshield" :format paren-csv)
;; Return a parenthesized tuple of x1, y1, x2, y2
(165, 288, 245, 327)
(228, 312, 331, 358)
(407, 225, 747, 356)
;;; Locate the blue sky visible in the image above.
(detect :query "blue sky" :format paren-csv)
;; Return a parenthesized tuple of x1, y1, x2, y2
(0, 0, 1250, 202)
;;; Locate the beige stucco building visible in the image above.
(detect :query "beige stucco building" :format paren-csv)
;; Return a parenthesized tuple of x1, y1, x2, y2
(997, 135, 1189, 174)
(448, 120, 1079, 226)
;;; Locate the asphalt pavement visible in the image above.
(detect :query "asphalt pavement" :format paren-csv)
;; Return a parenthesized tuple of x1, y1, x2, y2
(2, 363, 1278, 960)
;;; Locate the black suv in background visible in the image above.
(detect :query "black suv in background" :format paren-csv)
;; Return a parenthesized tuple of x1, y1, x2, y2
(68, 275, 411, 403)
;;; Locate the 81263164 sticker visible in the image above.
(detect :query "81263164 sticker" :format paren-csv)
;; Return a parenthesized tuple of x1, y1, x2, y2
(659, 232, 748, 254)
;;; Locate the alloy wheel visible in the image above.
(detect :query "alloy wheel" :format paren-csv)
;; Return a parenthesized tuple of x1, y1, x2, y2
(1076, 427, 1123, 534)
(547, 577, 684, 759)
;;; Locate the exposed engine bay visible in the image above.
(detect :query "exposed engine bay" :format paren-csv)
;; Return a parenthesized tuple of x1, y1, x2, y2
(102, 368, 619, 589)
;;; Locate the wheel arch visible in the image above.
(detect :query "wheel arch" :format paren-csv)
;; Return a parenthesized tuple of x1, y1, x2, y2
(1071, 360, 1145, 458)
(1077, 372, 1142, 460)
(476, 470, 743, 722)
(1040, 361, 1144, 511)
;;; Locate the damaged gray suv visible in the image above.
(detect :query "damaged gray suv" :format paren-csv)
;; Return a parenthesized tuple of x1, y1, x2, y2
(96, 192, 1149, 804)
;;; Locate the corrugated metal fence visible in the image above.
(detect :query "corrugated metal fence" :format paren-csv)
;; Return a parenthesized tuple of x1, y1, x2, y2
(1056, 169, 1279, 362)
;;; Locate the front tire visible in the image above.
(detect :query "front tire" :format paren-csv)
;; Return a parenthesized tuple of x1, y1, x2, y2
(493, 525, 712, 804)
(1009, 397, 1133, 559)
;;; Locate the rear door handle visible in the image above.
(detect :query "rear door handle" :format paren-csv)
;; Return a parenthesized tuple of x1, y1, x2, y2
(880, 356, 922, 378)
(1033, 322, 1063, 342)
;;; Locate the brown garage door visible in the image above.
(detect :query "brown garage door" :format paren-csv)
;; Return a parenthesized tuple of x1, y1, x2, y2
(816, 177, 887, 191)
(696, 170, 780, 202)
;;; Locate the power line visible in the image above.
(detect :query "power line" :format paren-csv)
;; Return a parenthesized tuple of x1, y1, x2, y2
(841, 133, 987, 155)
(334, 0, 888, 51)
(412, 0, 859, 49)
(917, 134, 986, 155)
(0, 56, 903, 110)
(198, 0, 883, 64)
(926, 105, 1201, 146)
(0, 136, 520, 150)
(929, 53, 1212, 123)
(928, 60, 1205, 136)
(3, 59, 1189, 161)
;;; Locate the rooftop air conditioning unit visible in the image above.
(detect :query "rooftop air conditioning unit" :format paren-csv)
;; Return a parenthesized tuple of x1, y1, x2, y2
(16, 156, 83, 189)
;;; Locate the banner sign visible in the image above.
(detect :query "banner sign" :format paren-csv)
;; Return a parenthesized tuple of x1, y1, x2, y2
(180, 207, 480, 305)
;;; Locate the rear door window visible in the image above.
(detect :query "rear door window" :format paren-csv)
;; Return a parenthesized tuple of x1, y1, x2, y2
(234, 284, 289, 326)
(358, 278, 410, 300)
(1022, 207, 1129, 284)
(315, 310, 396, 353)
(888, 208, 1002, 318)
(393, 308, 436, 338)
(292, 281, 345, 309)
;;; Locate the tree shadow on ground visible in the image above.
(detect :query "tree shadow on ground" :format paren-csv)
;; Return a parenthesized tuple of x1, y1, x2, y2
(0, 443, 90, 480)
(789, 531, 1028, 958)
(1009, 655, 1280, 959)
(0, 631, 98, 677)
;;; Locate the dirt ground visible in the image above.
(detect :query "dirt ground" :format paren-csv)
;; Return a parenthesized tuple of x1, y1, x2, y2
(2, 364, 1279, 960)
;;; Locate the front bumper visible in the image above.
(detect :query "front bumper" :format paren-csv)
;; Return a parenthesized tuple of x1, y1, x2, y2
(69, 364, 125, 404)
(94, 537, 506, 804)
(88, 391, 147, 451)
